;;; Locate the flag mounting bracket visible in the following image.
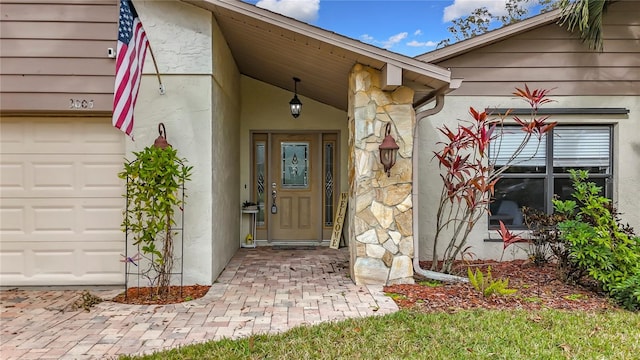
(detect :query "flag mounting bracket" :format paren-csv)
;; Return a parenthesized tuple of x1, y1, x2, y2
(148, 45, 166, 95)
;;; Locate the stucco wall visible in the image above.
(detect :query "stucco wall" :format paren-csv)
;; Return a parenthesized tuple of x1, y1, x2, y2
(210, 16, 241, 281)
(238, 76, 348, 217)
(127, 1, 241, 285)
(418, 95, 639, 261)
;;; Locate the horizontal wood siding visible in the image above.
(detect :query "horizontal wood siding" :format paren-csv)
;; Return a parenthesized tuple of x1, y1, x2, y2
(436, 1, 640, 96)
(1, 93, 115, 112)
(1, 22, 117, 40)
(1, 3, 116, 22)
(2, 58, 115, 76)
(0, 0, 118, 112)
(1, 39, 116, 57)
(3, 75, 115, 93)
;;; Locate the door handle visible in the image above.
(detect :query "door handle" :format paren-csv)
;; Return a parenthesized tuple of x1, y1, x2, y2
(271, 189, 277, 214)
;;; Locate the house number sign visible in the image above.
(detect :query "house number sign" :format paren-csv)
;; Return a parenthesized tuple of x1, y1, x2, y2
(69, 99, 94, 110)
(329, 192, 348, 249)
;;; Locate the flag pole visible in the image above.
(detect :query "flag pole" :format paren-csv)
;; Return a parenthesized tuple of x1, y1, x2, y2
(147, 44, 165, 95)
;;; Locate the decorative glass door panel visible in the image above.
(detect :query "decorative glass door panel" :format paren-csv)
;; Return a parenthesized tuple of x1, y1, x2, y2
(281, 142, 309, 188)
(254, 137, 267, 227)
(322, 133, 337, 240)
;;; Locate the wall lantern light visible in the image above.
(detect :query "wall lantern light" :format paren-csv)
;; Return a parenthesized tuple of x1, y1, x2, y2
(289, 77, 302, 118)
(379, 123, 399, 177)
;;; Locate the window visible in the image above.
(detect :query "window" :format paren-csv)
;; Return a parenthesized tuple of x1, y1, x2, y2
(323, 138, 336, 227)
(280, 142, 309, 188)
(489, 126, 612, 228)
(253, 135, 267, 227)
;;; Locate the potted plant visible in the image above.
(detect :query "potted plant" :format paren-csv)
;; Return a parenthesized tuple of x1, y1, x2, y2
(242, 200, 258, 210)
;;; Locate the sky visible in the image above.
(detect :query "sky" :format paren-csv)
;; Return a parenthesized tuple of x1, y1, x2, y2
(242, 0, 545, 57)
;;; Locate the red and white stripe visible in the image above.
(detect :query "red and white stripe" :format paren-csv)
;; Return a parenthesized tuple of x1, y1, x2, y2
(112, 17, 148, 138)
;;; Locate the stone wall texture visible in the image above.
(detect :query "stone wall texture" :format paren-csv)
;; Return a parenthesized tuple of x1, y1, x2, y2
(347, 64, 415, 285)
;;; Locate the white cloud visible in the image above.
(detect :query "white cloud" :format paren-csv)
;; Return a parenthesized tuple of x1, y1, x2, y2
(381, 32, 408, 49)
(414, 29, 423, 36)
(359, 32, 408, 50)
(406, 40, 438, 48)
(443, 0, 512, 22)
(256, 0, 320, 23)
(360, 34, 374, 42)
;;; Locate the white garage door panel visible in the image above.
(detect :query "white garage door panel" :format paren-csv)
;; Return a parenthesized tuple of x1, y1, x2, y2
(1, 243, 124, 285)
(1, 241, 125, 285)
(0, 154, 123, 198)
(1, 198, 123, 242)
(0, 118, 124, 154)
(0, 117, 125, 286)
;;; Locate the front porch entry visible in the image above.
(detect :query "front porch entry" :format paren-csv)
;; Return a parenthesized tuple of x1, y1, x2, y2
(251, 131, 339, 244)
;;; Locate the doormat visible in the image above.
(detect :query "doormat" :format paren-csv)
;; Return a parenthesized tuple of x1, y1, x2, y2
(273, 245, 317, 250)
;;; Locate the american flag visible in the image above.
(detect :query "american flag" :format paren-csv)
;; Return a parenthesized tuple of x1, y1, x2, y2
(112, 0, 149, 138)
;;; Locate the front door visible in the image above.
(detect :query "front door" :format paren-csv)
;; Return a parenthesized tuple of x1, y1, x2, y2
(270, 133, 321, 241)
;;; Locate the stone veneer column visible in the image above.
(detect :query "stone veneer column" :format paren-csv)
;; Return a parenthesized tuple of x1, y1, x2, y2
(348, 64, 415, 285)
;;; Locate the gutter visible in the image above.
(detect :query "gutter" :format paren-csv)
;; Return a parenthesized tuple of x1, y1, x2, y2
(412, 81, 468, 283)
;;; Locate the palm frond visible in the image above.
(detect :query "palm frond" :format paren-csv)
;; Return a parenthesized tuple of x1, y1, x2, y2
(558, 0, 610, 51)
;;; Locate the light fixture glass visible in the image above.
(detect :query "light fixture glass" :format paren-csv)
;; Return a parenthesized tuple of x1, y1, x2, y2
(379, 123, 399, 177)
(289, 77, 302, 118)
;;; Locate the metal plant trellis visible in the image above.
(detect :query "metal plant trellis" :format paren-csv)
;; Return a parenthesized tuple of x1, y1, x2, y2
(123, 123, 186, 299)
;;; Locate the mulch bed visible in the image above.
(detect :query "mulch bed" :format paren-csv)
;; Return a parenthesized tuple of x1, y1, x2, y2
(111, 285, 211, 305)
(384, 260, 617, 313)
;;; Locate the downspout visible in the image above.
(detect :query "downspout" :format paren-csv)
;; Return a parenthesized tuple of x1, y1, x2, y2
(412, 83, 468, 283)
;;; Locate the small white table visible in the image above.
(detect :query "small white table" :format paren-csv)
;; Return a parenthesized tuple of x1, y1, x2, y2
(240, 208, 258, 248)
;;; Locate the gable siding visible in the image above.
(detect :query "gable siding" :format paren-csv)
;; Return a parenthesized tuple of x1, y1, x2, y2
(436, 1, 640, 96)
(0, 0, 118, 113)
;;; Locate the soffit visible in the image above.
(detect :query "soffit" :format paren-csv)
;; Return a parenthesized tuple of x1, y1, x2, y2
(182, 0, 453, 111)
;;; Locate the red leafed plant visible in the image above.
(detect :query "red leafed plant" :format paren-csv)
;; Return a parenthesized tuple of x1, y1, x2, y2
(497, 220, 524, 261)
(430, 85, 557, 274)
(497, 220, 524, 249)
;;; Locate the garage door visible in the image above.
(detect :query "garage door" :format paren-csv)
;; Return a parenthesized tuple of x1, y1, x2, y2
(0, 117, 125, 286)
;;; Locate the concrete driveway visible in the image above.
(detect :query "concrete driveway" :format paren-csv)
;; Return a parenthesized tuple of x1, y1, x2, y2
(0, 247, 398, 359)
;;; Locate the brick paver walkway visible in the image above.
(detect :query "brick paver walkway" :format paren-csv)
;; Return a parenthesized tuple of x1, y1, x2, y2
(0, 247, 398, 359)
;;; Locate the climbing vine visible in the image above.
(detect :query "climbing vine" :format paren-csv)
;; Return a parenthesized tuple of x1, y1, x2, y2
(119, 140, 192, 298)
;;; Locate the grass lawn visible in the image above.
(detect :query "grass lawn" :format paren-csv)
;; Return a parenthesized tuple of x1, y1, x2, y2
(119, 309, 639, 359)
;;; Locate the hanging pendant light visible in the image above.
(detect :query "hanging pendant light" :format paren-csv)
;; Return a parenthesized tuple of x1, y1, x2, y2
(289, 77, 302, 118)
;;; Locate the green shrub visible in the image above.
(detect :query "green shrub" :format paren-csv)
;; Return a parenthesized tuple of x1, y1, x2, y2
(119, 144, 192, 297)
(554, 170, 640, 311)
(611, 273, 640, 311)
(468, 266, 517, 297)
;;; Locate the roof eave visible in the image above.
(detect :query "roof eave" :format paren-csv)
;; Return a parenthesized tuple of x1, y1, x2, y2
(414, 78, 464, 109)
(182, 0, 453, 89)
(416, 9, 562, 63)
